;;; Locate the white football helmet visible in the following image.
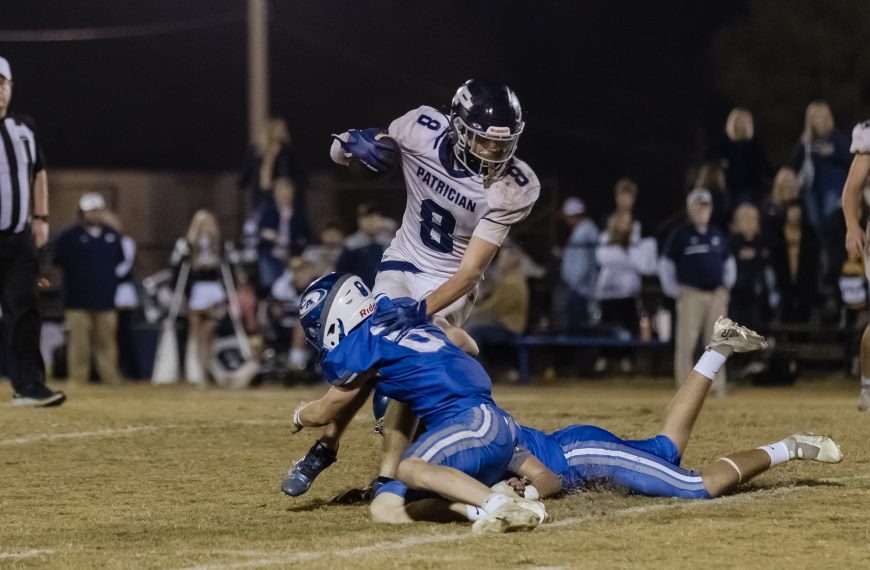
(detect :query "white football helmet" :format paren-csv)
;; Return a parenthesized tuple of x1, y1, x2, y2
(299, 273, 376, 358)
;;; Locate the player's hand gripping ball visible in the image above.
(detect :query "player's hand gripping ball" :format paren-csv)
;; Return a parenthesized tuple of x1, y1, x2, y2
(333, 128, 400, 178)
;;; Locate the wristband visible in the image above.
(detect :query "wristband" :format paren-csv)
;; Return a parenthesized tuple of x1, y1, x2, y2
(292, 406, 304, 430)
(33, 215, 49, 222)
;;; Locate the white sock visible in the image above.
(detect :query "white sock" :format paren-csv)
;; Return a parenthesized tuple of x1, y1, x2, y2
(466, 504, 484, 521)
(481, 493, 511, 515)
(693, 350, 727, 381)
(758, 441, 791, 466)
(861, 377, 870, 390)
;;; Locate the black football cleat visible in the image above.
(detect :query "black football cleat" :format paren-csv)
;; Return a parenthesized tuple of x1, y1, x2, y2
(12, 384, 66, 407)
(281, 441, 337, 496)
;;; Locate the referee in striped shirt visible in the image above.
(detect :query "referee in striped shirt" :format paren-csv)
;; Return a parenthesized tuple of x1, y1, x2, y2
(0, 56, 65, 406)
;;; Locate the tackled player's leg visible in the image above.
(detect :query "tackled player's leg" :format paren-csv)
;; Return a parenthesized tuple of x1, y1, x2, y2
(372, 403, 546, 533)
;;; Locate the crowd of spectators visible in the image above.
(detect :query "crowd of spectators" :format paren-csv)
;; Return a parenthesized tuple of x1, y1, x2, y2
(543, 101, 861, 389)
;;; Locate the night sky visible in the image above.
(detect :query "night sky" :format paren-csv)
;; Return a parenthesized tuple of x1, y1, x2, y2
(1, 0, 748, 222)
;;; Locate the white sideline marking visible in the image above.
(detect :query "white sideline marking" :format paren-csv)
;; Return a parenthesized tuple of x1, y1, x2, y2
(0, 549, 54, 560)
(0, 415, 369, 447)
(179, 474, 868, 570)
(0, 425, 164, 446)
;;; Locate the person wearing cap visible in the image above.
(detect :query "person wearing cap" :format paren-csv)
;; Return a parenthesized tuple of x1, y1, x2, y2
(558, 196, 598, 331)
(0, 56, 65, 405)
(53, 193, 124, 386)
(659, 188, 736, 394)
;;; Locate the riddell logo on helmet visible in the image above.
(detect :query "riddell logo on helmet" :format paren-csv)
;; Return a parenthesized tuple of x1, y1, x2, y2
(485, 126, 511, 136)
(359, 302, 376, 318)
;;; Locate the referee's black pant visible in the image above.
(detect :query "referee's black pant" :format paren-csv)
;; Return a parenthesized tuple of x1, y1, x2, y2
(0, 230, 47, 393)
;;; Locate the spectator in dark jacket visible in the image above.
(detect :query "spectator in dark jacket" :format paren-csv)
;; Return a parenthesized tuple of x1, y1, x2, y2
(335, 204, 391, 288)
(257, 177, 310, 291)
(53, 193, 124, 385)
(706, 107, 772, 206)
(694, 161, 731, 233)
(791, 101, 852, 239)
(238, 117, 306, 212)
(771, 201, 819, 323)
(659, 188, 735, 394)
(761, 167, 800, 240)
(728, 203, 772, 334)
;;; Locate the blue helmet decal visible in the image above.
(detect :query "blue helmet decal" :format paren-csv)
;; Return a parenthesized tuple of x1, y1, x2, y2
(298, 272, 374, 360)
(300, 288, 327, 317)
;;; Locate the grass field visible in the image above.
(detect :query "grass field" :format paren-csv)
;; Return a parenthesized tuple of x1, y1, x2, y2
(2, 377, 869, 569)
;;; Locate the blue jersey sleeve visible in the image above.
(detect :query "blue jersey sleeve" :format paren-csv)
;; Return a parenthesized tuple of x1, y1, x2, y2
(321, 325, 381, 386)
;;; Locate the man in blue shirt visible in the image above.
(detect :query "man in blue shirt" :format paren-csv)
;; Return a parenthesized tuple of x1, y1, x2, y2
(503, 318, 842, 501)
(659, 188, 735, 394)
(53, 193, 124, 385)
(288, 273, 546, 533)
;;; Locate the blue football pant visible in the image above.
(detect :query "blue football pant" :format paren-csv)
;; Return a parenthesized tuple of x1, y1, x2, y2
(554, 425, 711, 499)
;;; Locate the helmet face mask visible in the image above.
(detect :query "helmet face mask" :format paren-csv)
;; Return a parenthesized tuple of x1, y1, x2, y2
(449, 78, 524, 188)
(299, 273, 376, 361)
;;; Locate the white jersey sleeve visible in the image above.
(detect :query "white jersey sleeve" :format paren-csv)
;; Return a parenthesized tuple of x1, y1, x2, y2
(388, 105, 444, 156)
(472, 158, 541, 246)
(851, 120, 870, 154)
(330, 105, 439, 165)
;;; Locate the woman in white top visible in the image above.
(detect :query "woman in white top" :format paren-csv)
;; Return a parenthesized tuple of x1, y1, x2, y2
(594, 212, 657, 373)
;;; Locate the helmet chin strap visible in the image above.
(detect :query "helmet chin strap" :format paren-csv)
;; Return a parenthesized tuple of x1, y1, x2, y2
(482, 165, 496, 189)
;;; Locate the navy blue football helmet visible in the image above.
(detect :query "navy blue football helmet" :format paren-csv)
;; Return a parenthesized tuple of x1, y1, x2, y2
(299, 273, 376, 360)
(448, 78, 524, 188)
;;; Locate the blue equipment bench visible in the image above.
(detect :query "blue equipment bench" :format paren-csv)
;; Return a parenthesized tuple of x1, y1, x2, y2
(513, 335, 670, 383)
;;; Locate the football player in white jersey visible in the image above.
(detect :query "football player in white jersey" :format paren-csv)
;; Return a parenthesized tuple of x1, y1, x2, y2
(282, 78, 541, 497)
(842, 119, 870, 411)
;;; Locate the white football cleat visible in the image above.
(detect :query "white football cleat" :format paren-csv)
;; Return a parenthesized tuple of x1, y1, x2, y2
(471, 501, 540, 534)
(858, 389, 870, 412)
(786, 434, 843, 463)
(706, 317, 768, 353)
(511, 497, 548, 524)
(490, 481, 522, 499)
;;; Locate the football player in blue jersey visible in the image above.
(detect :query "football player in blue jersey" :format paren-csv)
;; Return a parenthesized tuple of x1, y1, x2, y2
(284, 78, 541, 498)
(287, 272, 546, 533)
(501, 318, 842, 502)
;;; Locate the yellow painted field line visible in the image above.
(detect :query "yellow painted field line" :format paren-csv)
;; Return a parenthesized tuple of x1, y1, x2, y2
(178, 474, 869, 570)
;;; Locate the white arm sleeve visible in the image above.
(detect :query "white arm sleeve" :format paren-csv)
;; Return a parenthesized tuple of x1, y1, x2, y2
(851, 121, 870, 154)
(629, 237, 658, 275)
(115, 235, 136, 278)
(723, 256, 737, 289)
(658, 257, 679, 298)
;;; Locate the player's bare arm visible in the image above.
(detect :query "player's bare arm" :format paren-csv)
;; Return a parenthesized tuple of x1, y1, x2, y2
(424, 235, 499, 316)
(511, 455, 564, 499)
(843, 153, 870, 258)
(292, 373, 375, 432)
